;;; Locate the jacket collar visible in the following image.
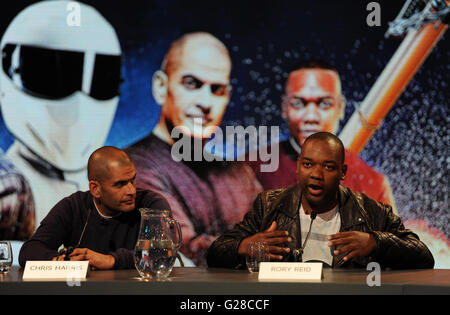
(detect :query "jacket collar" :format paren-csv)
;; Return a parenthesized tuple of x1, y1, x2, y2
(278, 184, 367, 228)
(277, 185, 302, 219)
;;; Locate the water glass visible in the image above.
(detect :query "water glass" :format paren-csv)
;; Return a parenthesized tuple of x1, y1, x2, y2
(0, 241, 12, 273)
(245, 241, 269, 273)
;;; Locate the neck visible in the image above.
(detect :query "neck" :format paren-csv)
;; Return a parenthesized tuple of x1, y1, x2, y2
(301, 195, 338, 215)
(153, 121, 173, 145)
(93, 198, 119, 218)
(153, 120, 208, 146)
(154, 120, 211, 155)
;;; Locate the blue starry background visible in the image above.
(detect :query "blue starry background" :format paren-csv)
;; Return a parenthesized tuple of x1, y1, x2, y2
(0, 1, 448, 262)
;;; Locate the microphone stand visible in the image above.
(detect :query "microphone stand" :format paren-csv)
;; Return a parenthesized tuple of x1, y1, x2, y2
(293, 212, 317, 261)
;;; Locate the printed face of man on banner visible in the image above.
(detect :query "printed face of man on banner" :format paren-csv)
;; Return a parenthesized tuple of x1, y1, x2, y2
(152, 33, 232, 141)
(282, 68, 345, 147)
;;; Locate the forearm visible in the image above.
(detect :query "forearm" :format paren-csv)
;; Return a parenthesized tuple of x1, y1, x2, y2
(207, 193, 265, 268)
(206, 214, 262, 268)
(109, 248, 134, 270)
(207, 234, 247, 269)
(19, 239, 59, 267)
(371, 231, 434, 269)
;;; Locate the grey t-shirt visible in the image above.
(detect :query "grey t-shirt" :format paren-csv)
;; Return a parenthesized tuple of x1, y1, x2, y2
(299, 205, 341, 266)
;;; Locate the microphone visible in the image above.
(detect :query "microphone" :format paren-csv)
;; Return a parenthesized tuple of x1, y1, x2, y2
(293, 211, 317, 260)
(56, 208, 92, 261)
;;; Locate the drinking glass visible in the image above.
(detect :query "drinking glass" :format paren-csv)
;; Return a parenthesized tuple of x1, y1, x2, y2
(0, 241, 12, 273)
(245, 241, 269, 273)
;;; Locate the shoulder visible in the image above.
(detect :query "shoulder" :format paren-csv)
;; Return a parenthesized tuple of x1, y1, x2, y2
(54, 190, 92, 209)
(260, 188, 288, 201)
(126, 135, 175, 171)
(126, 134, 169, 156)
(344, 149, 386, 180)
(41, 191, 91, 224)
(258, 186, 294, 210)
(135, 188, 170, 210)
(340, 185, 393, 225)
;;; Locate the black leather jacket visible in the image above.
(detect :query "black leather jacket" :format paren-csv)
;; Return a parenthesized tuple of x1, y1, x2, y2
(207, 185, 434, 269)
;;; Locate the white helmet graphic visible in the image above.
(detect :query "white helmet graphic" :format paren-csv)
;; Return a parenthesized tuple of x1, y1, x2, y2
(0, 1, 122, 171)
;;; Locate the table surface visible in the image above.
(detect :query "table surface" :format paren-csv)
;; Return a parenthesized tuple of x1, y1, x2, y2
(1, 267, 450, 295)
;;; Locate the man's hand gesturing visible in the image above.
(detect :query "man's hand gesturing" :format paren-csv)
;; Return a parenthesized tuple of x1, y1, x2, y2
(327, 231, 377, 262)
(238, 222, 292, 261)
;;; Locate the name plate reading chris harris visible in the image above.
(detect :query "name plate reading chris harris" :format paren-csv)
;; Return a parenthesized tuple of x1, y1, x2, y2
(23, 261, 89, 281)
(258, 262, 323, 281)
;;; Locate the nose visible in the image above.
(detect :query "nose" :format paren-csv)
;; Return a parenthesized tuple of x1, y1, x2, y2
(303, 102, 320, 123)
(125, 181, 136, 195)
(310, 165, 323, 181)
(196, 84, 213, 113)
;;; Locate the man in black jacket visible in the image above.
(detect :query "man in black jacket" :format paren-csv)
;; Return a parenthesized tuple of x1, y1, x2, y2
(19, 146, 170, 269)
(207, 132, 434, 269)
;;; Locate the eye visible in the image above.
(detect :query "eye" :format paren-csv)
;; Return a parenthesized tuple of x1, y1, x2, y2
(324, 164, 336, 171)
(302, 162, 312, 168)
(181, 76, 203, 90)
(114, 181, 126, 188)
(288, 97, 306, 109)
(211, 84, 228, 96)
(319, 98, 334, 109)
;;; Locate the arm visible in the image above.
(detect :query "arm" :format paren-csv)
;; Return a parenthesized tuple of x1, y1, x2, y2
(329, 204, 434, 269)
(370, 207, 434, 269)
(19, 198, 72, 267)
(206, 194, 265, 268)
(206, 193, 291, 268)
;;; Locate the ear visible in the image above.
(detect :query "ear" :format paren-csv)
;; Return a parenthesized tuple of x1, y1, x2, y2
(341, 164, 347, 181)
(89, 180, 101, 199)
(152, 70, 168, 106)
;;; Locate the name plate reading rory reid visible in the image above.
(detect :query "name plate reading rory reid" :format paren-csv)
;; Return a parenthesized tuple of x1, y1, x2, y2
(258, 262, 323, 281)
(23, 261, 89, 281)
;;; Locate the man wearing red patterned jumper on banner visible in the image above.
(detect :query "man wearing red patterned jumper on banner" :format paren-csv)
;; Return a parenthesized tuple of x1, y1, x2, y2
(249, 60, 396, 210)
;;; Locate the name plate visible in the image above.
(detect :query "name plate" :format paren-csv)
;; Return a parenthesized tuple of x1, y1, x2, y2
(258, 262, 323, 281)
(23, 261, 89, 281)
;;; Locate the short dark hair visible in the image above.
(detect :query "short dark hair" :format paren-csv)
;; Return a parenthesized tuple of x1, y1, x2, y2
(287, 59, 338, 75)
(303, 132, 345, 164)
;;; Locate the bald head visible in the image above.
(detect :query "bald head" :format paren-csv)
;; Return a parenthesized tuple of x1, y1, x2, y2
(88, 146, 134, 183)
(162, 32, 231, 76)
(152, 32, 232, 142)
(303, 132, 345, 165)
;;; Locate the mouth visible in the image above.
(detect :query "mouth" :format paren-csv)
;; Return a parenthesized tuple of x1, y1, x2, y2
(122, 199, 135, 206)
(185, 114, 212, 125)
(307, 183, 324, 196)
(299, 129, 320, 137)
